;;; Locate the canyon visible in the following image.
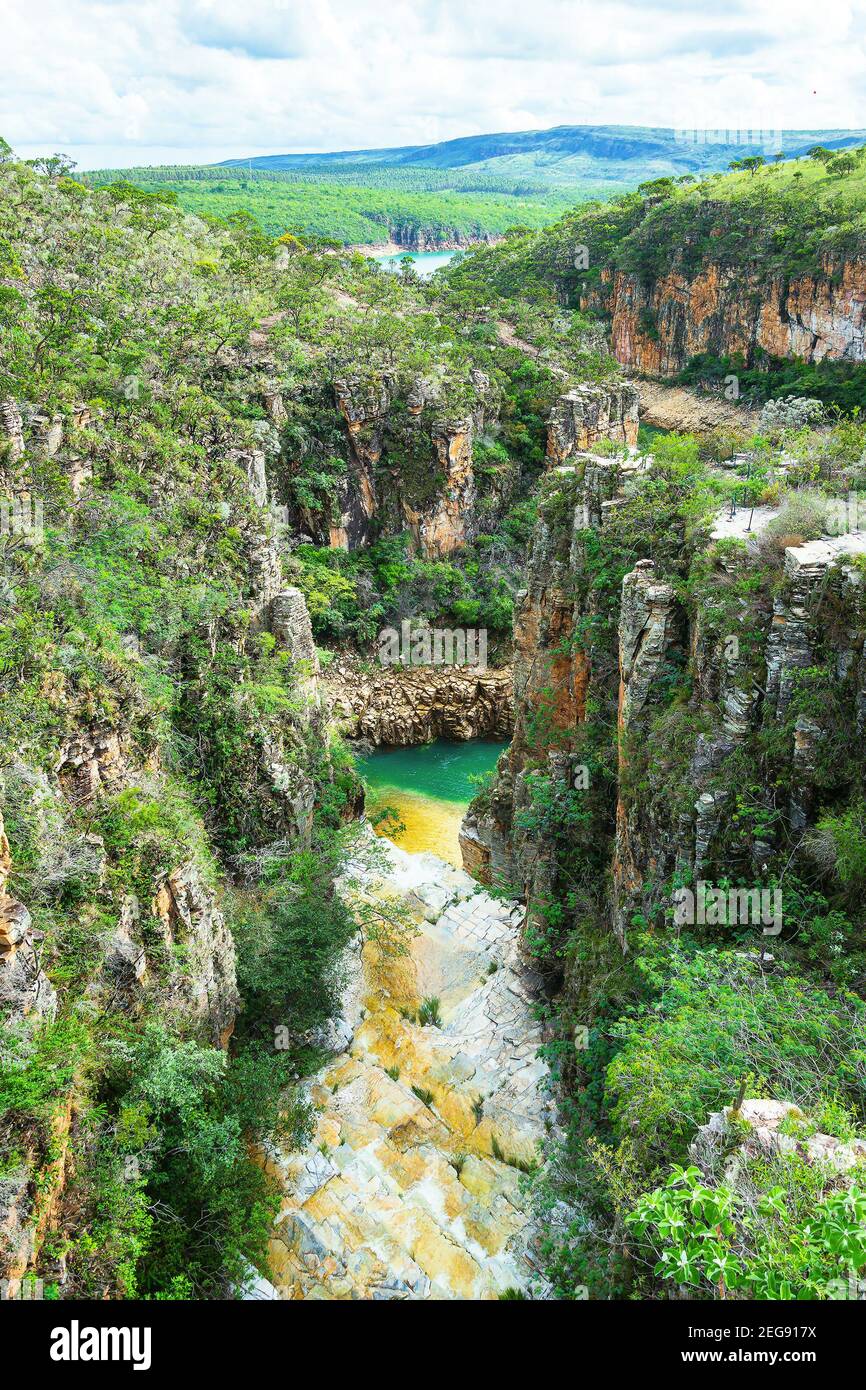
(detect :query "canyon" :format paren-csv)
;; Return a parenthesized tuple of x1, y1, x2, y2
(3, 146, 866, 1306)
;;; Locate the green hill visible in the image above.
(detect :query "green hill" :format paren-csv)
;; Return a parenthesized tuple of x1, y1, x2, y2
(221, 123, 866, 185)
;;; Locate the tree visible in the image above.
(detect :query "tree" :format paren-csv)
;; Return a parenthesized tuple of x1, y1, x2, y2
(27, 152, 77, 177)
(829, 153, 858, 177)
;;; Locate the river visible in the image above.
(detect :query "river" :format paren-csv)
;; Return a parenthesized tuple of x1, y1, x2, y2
(257, 738, 552, 1300)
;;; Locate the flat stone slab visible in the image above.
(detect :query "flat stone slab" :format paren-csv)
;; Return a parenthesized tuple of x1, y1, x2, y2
(267, 837, 552, 1300)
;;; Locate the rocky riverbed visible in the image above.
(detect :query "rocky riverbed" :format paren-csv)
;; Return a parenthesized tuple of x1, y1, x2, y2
(260, 837, 553, 1299)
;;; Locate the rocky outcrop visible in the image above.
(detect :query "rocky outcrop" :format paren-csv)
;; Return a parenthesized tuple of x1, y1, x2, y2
(545, 382, 639, 464)
(0, 809, 56, 1024)
(0, 807, 68, 1287)
(325, 371, 495, 559)
(464, 433, 866, 958)
(691, 1098, 866, 1184)
(402, 419, 475, 558)
(612, 560, 682, 945)
(0, 1094, 73, 1288)
(271, 587, 320, 671)
(229, 446, 268, 508)
(56, 728, 125, 804)
(766, 536, 866, 718)
(460, 456, 646, 900)
(152, 864, 240, 1048)
(384, 227, 501, 253)
(331, 375, 389, 549)
(0, 398, 25, 473)
(325, 660, 512, 746)
(582, 257, 866, 376)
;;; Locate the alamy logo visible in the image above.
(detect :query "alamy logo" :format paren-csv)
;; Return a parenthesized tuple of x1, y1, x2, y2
(673, 881, 782, 935)
(674, 128, 782, 154)
(0, 496, 43, 542)
(50, 1320, 152, 1371)
(378, 620, 487, 670)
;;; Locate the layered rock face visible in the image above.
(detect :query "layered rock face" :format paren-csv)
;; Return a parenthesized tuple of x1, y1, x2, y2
(328, 376, 485, 558)
(325, 659, 512, 746)
(385, 228, 501, 253)
(611, 560, 681, 945)
(546, 382, 639, 463)
(462, 445, 866, 958)
(263, 839, 552, 1300)
(307, 373, 635, 562)
(0, 809, 56, 1025)
(582, 257, 866, 375)
(460, 453, 649, 899)
(152, 866, 240, 1048)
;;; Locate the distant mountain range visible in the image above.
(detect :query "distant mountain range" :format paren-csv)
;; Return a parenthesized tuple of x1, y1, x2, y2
(221, 124, 866, 185)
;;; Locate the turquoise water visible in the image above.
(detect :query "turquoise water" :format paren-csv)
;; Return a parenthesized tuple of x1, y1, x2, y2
(357, 738, 506, 865)
(371, 248, 461, 279)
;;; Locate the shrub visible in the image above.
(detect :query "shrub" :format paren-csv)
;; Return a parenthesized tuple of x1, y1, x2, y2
(606, 951, 866, 1176)
(759, 396, 825, 433)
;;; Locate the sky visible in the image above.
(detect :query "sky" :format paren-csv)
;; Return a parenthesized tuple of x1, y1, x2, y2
(4, 0, 866, 169)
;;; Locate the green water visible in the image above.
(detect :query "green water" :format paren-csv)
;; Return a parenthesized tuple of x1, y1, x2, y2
(371, 249, 460, 279)
(357, 738, 507, 866)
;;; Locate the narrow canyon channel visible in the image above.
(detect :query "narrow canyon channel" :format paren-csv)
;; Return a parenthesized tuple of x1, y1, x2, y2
(258, 739, 555, 1300)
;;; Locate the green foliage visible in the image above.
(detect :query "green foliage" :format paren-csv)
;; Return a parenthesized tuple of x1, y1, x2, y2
(627, 1162, 866, 1300)
(230, 830, 358, 1042)
(606, 951, 866, 1176)
(418, 996, 442, 1027)
(86, 163, 576, 246)
(84, 1023, 309, 1298)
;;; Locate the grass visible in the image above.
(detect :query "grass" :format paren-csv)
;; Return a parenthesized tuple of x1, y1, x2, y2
(411, 1084, 436, 1108)
(491, 1134, 540, 1175)
(385, 1064, 400, 1081)
(418, 996, 442, 1027)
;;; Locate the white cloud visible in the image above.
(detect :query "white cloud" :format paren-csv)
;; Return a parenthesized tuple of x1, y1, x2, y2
(2, 0, 864, 169)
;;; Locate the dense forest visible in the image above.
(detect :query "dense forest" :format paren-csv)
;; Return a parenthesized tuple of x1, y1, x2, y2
(83, 163, 579, 247)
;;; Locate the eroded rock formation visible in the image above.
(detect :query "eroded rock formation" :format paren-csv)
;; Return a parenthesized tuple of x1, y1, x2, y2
(462, 441, 866, 961)
(325, 659, 512, 746)
(582, 257, 866, 376)
(153, 865, 240, 1048)
(0, 809, 56, 1024)
(546, 382, 639, 463)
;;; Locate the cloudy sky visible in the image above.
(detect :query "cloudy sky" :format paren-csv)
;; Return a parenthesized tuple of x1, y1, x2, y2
(4, 0, 866, 169)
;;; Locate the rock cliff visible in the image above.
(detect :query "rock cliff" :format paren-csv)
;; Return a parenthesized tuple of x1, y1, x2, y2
(462, 446, 866, 968)
(581, 256, 866, 375)
(325, 659, 512, 746)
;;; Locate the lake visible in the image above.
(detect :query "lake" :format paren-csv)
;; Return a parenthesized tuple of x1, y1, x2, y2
(357, 738, 507, 867)
(370, 248, 461, 279)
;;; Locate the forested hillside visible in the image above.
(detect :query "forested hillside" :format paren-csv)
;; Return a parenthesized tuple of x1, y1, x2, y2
(442, 143, 866, 409)
(84, 163, 578, 247)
